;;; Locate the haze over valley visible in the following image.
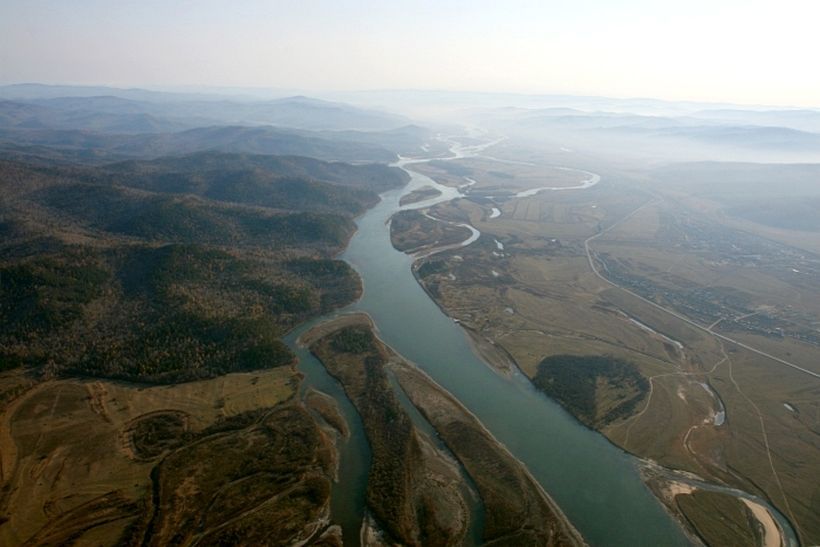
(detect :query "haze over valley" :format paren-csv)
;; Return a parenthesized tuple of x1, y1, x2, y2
(2, 2, 819, 546)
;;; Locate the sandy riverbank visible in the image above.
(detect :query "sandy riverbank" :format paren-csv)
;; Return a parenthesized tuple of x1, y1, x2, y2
(742, 499, 783, 547)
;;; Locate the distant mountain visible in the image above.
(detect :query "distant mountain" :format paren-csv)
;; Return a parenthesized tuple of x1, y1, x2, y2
(0, 124, 399, 163)
(473, 105, 820, 161)
(335, 88, 779, 118)
(0, 86, 435, 169)
(693, 108, 820, 134)
(239, 95, 409, 131)
(639, 125, 820, 151)
(0, 99, 195, 134)
(0, 83, 247, 102)
(2, 150, 406, 218)
(317, 124, 437, 156)
(514, 109, 689, 130)
(98, 151, 408, 200)
(0, 85, 410, 132)
(125, 125, 400, 161)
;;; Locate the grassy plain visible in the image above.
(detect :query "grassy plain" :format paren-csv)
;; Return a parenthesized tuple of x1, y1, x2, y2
(677, 490, 761, 546)
(0, 367, 348, 545)
(398, 185, 442, 206)
(397, 149, 820, 545)
(412, 157, 584, 194)
(390, 209, 472, 254)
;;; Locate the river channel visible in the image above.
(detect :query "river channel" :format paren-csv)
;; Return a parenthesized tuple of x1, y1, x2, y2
(284, 139, 796, 546)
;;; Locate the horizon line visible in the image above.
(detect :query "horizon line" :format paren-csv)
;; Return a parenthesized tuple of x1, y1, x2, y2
(1, 81, 818, 112)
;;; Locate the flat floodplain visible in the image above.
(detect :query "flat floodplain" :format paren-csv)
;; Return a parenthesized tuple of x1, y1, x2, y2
(398, 144, 817, 545)
(0, 368, 326, 545)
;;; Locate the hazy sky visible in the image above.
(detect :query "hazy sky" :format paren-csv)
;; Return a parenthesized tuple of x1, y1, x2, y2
(2, 0, 819, 107)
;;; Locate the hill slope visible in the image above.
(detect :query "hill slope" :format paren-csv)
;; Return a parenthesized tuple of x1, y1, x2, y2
(0, 150, 406, 383)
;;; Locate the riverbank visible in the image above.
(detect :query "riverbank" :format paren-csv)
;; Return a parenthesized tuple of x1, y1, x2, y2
(303, 313, 469, 546)
(411, 268, 520, 376)
(399, 185, 442, 206)
(643, 462, 787, 547)
(390, 359, 587, 546)
(390, 209, 472, 254)
(385, 136, 818, 546)
(742, 499, 784, 547)
(303, 312, 586, 546)
(299, 133, 692, 546)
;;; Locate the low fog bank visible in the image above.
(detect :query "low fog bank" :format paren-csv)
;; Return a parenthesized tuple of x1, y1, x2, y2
(3, 83, 819, 165)
(326, 90, 820, 165)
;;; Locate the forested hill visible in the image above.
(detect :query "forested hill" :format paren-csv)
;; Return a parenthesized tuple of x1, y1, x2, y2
(0, 124, 401, 165)
(0, 150, 407, 383)
(3, 151, 406, 217)
(101, 151, 407, 194)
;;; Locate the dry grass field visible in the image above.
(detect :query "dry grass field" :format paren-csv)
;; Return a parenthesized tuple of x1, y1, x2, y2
(397, 151, 820, 545)
(412, 157, 585, 194)
(0, 367, 347, 546)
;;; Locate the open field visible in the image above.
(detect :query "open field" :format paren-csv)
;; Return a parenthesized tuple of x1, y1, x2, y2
(397, 152, 820, 545)
(650, 162, 820, 255)
(651, 484, 764, 547)
(411, 157, 586, 194)
(399, 185, 442, 206)
(592, 201, 820, 367)
(0, 366, 351, 545)
(390, 209, 472, 254)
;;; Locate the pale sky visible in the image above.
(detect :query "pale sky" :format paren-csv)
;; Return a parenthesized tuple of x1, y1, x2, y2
(2, 0, 819, 107)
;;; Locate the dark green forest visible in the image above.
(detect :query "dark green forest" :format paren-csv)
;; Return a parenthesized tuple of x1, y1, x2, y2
(0, 149, 404, 383)
(533, 354, 648, 426)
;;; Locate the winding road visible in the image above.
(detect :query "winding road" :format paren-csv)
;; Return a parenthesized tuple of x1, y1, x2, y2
(584, 200, 820, 381)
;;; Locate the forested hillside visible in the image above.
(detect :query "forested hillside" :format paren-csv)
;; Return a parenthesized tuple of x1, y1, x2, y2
(0, 150, 406, 383)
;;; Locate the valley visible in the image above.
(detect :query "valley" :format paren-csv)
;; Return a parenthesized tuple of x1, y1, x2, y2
(0, 129, 408, 545)
(391, 136, 818, 546)
(1, 82, 818, 547)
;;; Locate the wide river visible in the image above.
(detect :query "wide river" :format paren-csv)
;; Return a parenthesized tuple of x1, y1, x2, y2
(286, 145, 693, 546)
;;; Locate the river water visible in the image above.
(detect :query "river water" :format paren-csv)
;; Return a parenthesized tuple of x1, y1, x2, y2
(285, 149, 691, 546)
(284, 141, 794, 546)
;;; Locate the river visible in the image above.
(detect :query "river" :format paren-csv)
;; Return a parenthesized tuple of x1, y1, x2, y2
(284, 139, 794, 546)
